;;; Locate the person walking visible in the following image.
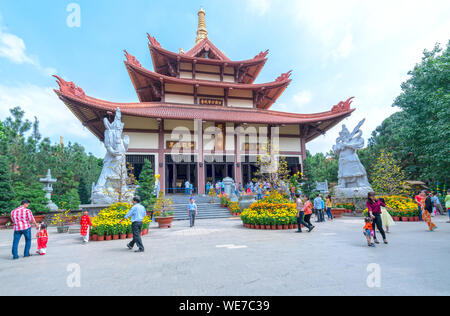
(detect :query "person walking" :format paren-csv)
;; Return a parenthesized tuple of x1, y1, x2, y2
(188, 197, 198, 227)
(420, 190, 438, 232)
(415, 192, 423, 221)
(295, 194, 313, 233)
(366, 192, 388, 245)
(303, 195, 315, 232)
(10, 199, 38, 260)
(313, 195, 324, 222)
(119, 197, 146, 252)
(445, 189, 450, 223)
(185, 180, 190, 196)
(432, 192, 444, 215)
(80, 211, 92, 243)
(379, 197, 395, 233)
(325, 195, 333, 220)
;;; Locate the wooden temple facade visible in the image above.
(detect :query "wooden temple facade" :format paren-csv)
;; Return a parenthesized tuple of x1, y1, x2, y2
(54, 8, 355, 194)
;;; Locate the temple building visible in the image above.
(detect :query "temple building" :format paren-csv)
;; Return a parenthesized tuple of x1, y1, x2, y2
(54, 8, 355, 195)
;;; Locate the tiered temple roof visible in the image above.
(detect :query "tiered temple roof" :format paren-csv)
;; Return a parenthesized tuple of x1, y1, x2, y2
(54, 8, 355, 143)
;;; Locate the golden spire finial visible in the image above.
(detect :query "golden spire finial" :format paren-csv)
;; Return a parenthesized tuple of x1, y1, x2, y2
(195, 7, 208, 44)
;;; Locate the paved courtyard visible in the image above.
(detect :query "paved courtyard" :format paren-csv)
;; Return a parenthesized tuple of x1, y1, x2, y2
(0, 215, 449, 296)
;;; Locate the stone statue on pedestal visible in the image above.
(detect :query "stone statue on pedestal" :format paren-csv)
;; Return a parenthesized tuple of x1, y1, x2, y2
(332, 119, 372, 198)
(92, 108, 133, 204)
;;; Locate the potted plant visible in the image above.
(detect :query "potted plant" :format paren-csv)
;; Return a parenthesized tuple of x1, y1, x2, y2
(126, 224, 133, 239)
(112, 226, 119, 240)
(97, 225, 105, 241)
(0, 211, 11, 229)
(153, 194, 175, 229)
(51, 210, 72, 233)
(119, 224, 127, 239)
(208, 188, 217, 203)
(91, 226, 98, 241)
(105, 225, 112, 241)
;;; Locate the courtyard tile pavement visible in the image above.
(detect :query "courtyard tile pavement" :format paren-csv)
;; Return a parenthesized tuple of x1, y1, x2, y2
(0, 215, 449, 296)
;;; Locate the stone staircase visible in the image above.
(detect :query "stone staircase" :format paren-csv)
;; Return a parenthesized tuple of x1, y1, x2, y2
(167, 194, 232, 221)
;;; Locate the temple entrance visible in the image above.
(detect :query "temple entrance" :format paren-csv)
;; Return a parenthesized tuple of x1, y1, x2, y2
(241, 155, 258, 185)
(126, 154, 155, 181)
(204, 155, 234, 187)
(165, 155, 197, 194)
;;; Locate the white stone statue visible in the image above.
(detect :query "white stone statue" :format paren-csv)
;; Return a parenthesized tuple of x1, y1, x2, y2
(332, 119, 372, 198)
(92, 108, 132, 204)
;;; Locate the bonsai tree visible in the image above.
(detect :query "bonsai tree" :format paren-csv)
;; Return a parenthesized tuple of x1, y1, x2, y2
(136, 159, 156, 210)
(153, 192, 174, 217)
(0, 156, 15, 214)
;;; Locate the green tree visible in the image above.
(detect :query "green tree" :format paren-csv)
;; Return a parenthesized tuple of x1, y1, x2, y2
(13, 182, 49, 214)
(0, 156, 15, 214)
(136, 159, 156, 210)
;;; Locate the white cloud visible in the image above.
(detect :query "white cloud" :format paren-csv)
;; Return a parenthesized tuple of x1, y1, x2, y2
(0, 26, 56, 76)
(292, 90, 312, 107)
(247, 0, 272, 16)
(331, 32, 353, 61)
(0, 84, 104, 156)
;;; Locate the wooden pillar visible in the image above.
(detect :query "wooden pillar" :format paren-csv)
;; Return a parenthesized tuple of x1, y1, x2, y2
(158, 119, 165, 194)
(196, 119, 205, 194)
(234, 123, 242, 186)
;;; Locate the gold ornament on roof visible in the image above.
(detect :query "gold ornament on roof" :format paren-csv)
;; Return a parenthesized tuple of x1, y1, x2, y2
(195, 7, 208, 44)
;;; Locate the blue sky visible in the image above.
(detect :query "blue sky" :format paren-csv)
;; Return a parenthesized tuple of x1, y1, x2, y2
(1, 0, 449, 157)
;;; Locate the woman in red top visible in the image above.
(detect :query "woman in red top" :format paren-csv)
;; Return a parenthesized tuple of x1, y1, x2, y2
(366, 192, 388, 245)
(302, 195, 315, 232)
(80, 211, 93, 243)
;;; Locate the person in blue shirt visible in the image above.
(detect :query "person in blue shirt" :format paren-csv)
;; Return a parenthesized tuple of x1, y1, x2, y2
(188, 197, 198, 227)
(119, 197, 146, 252)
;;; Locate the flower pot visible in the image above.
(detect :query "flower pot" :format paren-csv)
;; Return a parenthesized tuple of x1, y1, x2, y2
(98, 235, 105, 241)
(113, 234, 119, 240)
(393, 217, 400, 222)
(0, 215, 11, 229)
(293, 224, 298, 229)
(155, 216, 174, 229)
(250, 224, 255, 229)
(271, 225, 277, 230)
(265, 225, 271, 230)
(105, 235, 112, 241)
(238, 194, 257, 212)
(331, 209, 344, 218)
(283, 225, 288, 230)
(34, 215, 46, 223)
(142, 229, 149, 235)
(402, 217, 409, 222)
(120, 234, 127, 239)
(92, 234, 98, 241)
(288, 224, 294, 230)
(127, 233, 133, 239)
(255, 225, 260, 229)
(277, 225, 283, 230)
(414, 216, 419, 222)
(56, 226, 69, 234)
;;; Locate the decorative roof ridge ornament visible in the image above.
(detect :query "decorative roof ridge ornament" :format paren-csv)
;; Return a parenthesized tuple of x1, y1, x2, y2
(123, 50, 142, 68)
(195, 7, 208, 44)
(331, 97, 354, 113)
(53, 75, 86, 99)
(275, 70, 292, 82)
(254, 49, 269, 60)
(147, 33, 161, 48)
